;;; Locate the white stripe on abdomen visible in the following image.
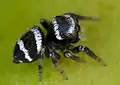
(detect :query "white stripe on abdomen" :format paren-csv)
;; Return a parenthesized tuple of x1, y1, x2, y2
(18, 40, 33, 61)
(31, 28, 42, 53)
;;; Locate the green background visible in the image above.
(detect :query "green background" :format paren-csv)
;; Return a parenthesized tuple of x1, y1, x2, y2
(0, 0, 120, 85)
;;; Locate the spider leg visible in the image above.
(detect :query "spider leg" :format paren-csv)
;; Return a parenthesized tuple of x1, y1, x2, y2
(40, 18, 49, 30)
(38, 55, 43, 81)
(45, 46, 50, 58)
(63, 51, 81, 62)
(71, 45, 107, 66)
(64, 13, 100, 21)
(45, 46, 61, 60)
(50, 51, 68, 80)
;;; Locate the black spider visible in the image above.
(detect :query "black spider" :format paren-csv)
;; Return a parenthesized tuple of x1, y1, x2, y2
(13, 13, 107, 81)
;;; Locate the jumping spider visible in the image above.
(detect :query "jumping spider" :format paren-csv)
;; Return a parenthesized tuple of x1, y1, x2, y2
(13, 13, 107, 81)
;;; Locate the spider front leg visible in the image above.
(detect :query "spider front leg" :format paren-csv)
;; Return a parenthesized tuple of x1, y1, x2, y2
(63, 51, 81, 62)
(50, 51, 68, 80)
(71, 45, 107, 66)
(64, 13, 100, 21)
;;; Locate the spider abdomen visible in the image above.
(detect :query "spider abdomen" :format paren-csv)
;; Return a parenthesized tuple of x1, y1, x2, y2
(13, 26, 44, 63)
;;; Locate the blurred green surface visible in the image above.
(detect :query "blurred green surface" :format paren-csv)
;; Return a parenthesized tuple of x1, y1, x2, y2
(0, 0, 120, 85)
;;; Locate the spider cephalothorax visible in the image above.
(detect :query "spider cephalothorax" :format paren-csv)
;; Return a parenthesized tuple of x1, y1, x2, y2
(51, 14, 80, 42)
(13, 13, 107, 81)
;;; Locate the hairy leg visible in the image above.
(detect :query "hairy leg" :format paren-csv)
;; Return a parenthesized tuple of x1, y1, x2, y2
(50, 51, 68, 80)
(63, 51, 81, 62)
(38, 56, 43, 81)
(69, 45, 107, 66)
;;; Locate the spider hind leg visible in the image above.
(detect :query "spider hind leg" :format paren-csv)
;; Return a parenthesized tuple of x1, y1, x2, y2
(40, 18, 49, 30)
(64, 13, 100, 21)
